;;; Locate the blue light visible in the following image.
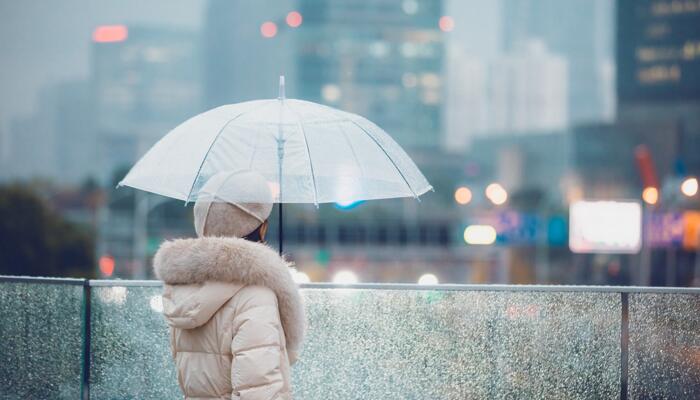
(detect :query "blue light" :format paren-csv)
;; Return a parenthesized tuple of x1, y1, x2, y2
(334, 200, 365, 210)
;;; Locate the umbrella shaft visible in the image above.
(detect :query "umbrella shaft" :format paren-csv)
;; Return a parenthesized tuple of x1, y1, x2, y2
(278, 203, 283, 255)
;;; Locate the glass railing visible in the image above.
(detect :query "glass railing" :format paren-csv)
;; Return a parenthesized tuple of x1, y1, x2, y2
(1, 276, 699, 399)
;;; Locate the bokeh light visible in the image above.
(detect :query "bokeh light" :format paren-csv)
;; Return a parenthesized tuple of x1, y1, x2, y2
(463, 225, 497, 245)
(485, 183, 508, 205)
(418, 273, 439, 285)
(99, 255, 115, 276)
(402, 0, 418, 15)
(642, 187, 659, 205)
(92, 25, 128, 43)
(321, 84, 341, 102)
(332, 270, 358, 284)
(290, 267, 311, 284)
(260, 21, 277, 38)
(286, 11, 303, 28)
(681, 177, 698, 197)
(454, 186, 472, 205)
(439, 16, 454, 32)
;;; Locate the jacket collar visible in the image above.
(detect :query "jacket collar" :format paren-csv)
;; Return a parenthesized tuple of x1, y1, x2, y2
(153, 236, 305, 354)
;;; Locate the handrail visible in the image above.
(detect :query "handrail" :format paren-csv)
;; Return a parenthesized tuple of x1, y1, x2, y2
(0, 275, 86, 285)
(1, 276, 699, 294)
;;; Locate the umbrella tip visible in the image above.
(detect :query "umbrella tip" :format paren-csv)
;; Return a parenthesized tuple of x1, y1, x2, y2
(278, 75, 286, 100)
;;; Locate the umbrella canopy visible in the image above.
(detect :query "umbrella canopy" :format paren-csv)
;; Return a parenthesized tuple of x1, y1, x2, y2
(119, 77, 432, 206)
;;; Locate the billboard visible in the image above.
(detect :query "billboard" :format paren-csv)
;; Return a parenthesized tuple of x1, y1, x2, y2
(618, 0, 700, 102)
(569, 201, 642, 254)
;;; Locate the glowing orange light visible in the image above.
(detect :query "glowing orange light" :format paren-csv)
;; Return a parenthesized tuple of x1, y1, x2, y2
(642, 187, 659, 205)
(454, 186, 472, 205)
(99, 255, 115, 276)
(439, 16, 454, 32)
(286, 11, 303, 28)
(92, 25, 128, 43)
(260, 22, 278, 38)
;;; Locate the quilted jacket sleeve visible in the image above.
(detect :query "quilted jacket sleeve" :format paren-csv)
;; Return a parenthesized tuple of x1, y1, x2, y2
(230, 286, 287, 400)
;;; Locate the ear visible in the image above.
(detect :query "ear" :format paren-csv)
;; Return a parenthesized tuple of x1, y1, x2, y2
(259, 220, 269, 241)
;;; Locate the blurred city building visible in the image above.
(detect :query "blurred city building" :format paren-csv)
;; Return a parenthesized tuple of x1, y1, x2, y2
(92, 25, 202, 278)
(203, 0, 296, 106)
(1, 0, 699, 286)
(92, 25, 202, 184)
(501, 0, 615, 125)
(294, 0, 444, 150)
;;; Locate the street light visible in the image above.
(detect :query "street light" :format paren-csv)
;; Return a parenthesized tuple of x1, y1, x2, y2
(642, 187, 659, 205)
(485, 183, 508, 205)
(681, 177, 698, 197)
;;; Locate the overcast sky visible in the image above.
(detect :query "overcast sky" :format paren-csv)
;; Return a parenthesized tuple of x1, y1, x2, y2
(0, 1, 206, 131)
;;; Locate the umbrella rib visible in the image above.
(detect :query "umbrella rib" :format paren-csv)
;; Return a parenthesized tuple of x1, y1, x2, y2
(185, 102, 271, 202)
(286, 102, 319, 206)
(337, 122, 365, 177)
(347, 118, 418, 198)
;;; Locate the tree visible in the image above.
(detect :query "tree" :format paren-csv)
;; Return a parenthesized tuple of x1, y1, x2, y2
(0, 184, 94, 277)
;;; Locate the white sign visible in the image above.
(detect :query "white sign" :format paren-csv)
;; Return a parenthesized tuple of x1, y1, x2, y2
(569, 200, 642, 254)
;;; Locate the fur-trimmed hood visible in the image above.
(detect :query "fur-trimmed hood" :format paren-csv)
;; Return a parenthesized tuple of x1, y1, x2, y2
(153, 236, 305, 355)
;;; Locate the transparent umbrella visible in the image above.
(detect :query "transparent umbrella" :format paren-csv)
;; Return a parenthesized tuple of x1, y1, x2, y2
(119, 76, 432, 251)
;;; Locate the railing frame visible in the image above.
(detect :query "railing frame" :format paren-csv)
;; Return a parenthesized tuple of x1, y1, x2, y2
(2, 275, 699, 400)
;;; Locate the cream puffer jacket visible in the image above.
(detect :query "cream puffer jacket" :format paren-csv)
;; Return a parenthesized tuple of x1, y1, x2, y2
(154, 236, 306, 400)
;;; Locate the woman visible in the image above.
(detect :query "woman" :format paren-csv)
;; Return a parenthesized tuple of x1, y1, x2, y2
(154, 170, 305, 400)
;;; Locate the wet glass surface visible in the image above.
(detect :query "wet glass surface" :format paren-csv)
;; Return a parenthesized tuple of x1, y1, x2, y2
(89, 285, 180, 399)
(88, 286, 622, 399)
(294, 289, 620, 399)
(629, 293, 700, 399)
(0, 281, 84, 400)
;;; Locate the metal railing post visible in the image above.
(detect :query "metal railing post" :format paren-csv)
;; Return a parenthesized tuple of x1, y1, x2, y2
(620, 292, 629, 400)
(81, 280, 91, 400)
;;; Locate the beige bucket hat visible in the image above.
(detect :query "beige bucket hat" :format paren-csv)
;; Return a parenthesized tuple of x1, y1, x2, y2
(193, 170, 274, 238)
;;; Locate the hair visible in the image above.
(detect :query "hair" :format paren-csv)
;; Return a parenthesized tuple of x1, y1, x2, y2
(243, 221, 267, 243)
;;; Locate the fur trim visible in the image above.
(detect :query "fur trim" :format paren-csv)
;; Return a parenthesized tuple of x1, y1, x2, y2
(153, 237, 305, 353)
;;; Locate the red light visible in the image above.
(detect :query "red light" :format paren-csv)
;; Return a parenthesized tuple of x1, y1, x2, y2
(99, 255, 115, 276)
(92, 25, 128, 43)
(439, 16, 454, 32)
(260, 22, 278, 38)
(286, 11, 303, 28)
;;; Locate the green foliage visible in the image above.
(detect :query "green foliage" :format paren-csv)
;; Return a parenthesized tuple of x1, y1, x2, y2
(0, 184, 95, 277)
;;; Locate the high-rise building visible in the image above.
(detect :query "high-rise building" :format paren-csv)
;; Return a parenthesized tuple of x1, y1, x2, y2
(8, 112, 55, 180)
(488, 39, 568, 134)
(443, 49, 488, 150)
(615, 0, 700, 181)
(444, 39, 568, 151)
(203, 0, 296, 108)
(4, 79, 95, 184)
(92, 25, 202, 184)
(52, 80, 97, 184)
(294, 0, 444, 150)
(501, 0, 614, 125)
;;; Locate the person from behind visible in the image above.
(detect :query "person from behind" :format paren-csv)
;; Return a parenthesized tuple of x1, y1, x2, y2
(153, 170, 305, 399)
